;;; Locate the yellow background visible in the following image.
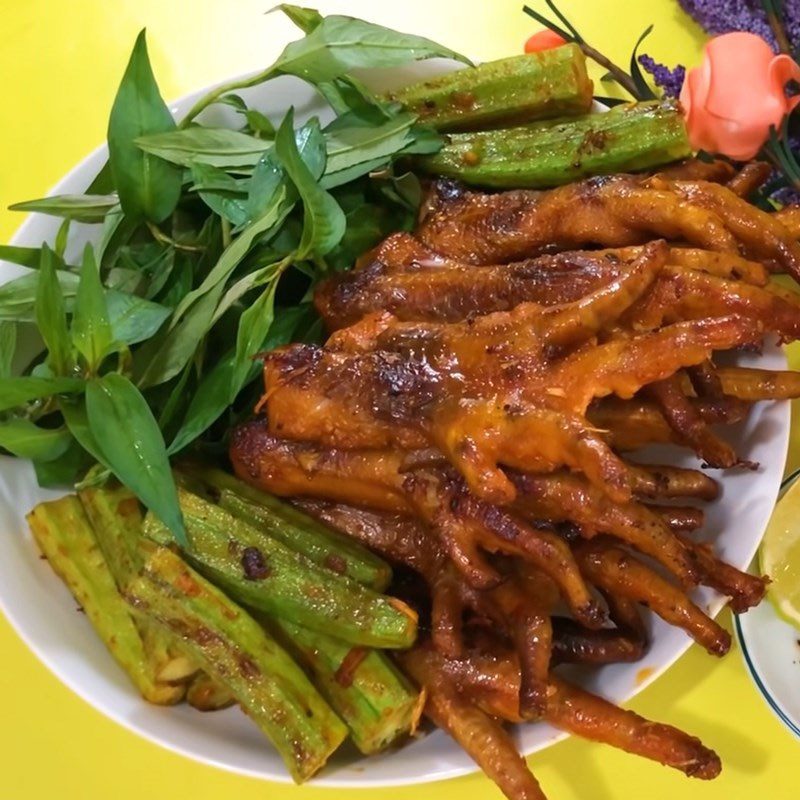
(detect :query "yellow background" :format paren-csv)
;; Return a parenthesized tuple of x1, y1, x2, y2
(1, 1, 798, 798)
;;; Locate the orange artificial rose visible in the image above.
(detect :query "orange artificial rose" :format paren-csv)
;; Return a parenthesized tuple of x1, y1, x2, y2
(524, 30, 567, 53)
(680, 31, 800, 160)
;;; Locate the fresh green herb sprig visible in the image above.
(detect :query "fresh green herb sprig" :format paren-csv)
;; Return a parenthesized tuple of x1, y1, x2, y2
(0, 5, 469, 544)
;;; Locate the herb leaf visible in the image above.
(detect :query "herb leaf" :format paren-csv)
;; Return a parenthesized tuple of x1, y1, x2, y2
(60, 397, 108, 467)
(134, 279, 224, 388)
(33, 438, 90, 487)
(274, 14, 472, 84)
(136, 127, 272, 168)
(231, 278, 278, 387)
(0, 420, 72, 462)
(167, 300, 305, 454)
(243, 154, 288, 229)
(0, 322, 16, 378)
(107, 29, 182, 222)
(323, 109, 420, 180)
(86, 372, 187, 546)
(166, 354, 235, 455)
(170, 187, 292, 324)
(9, 194, 119, 223)
(0, 270, 79, 322)
(71, 246, 114, 371)
(275, 110, 345, 257)
(190, 163, 250, 227)
(0, 244, 69, 270)
(105, 291, 171, 346)
(276, 4, 324, 33)
(0, 376, 85, 412)
(35, 245, 73, 375)
(243, 110, 277, 138)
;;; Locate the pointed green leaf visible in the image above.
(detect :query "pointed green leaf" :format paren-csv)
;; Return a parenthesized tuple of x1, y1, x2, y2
(0, 420, 72, 462)
(35, 244, 73, 375)
(9, 194, 119, 223)
(232, 278, 278, 386)
(170, 187, 291, 324)
(0, 322, 16, 378)
(33, 437, 91, 487)
(0, 376, 84, 412)
(324, 110, 417, 174)
(274, 15, 471, 84)
(134, 279, 226, 388)
(275, 110, 345, 257)
(167, 301, 305, 455)
(60, 397, 108, 467)
(276, 4, 324, 33)
(0, 270, 79, 322)
(85, 372, 187, 546)
(71, 246, 114, 370)
(190, 162, 250, 226)
(108, 29, 182, 222)
(166, 355, 235, 456)
(0, 244, 71, 270)
(630, 25, 657, 101)
(243, 110, 276, 138)
(136, 127, 273, 168)
(105, 291, 170, 345)
(95, 206, 140, 269)
(54, 219, 71, 258)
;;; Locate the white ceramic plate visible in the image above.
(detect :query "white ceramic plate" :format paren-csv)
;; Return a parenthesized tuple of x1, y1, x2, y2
(735, 470, 800, 740)
(0, 63, 792, 786)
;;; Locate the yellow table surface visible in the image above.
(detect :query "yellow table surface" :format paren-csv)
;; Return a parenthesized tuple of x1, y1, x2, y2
(1, 1, 798, 798)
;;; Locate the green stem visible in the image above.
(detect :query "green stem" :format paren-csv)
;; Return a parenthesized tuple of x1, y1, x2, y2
(146, 221, 205, 253)
(221, 216, 232, 249)
(764, 145, 800, 192)
(178, 68, 279, 129)
(769, 12, 792, 54)
(762, 0, 792, 55)
(579, 42, 642, 100)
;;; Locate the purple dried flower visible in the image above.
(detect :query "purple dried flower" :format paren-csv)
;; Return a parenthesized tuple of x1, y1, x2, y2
(637, 54, 687, 98)
(770, 184, 800, 205)
(678, 0, 779, 49)
(784, 0, 800, 48)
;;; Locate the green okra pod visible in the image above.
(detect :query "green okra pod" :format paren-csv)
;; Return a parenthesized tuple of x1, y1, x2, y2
(276, 618, 422, 755)
(185, 669, 235, 711)
(27, 496, 184, 705)
(419, 101, 691, 189)
(79, 485, 198, 686)
(387, 46, 593, 131)
(125, 545, 347, 782)
(143, 488, 417, 648)
(183, 465, 391, 591)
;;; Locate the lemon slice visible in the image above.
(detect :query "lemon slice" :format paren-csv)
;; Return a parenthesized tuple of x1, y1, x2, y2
(760, 472, 800, 629)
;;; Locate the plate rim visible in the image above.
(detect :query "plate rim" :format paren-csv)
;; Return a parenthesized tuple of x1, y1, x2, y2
(0, 67, 793, 787)
(734, 468, 800, 742)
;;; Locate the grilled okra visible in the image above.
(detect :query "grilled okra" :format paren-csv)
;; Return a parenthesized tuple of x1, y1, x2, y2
(387, 46, 593, 131)
(183, 465, 391, 590)
(277, 619, 422, 754)
(125, 545, 347, 781)
(143, 488, 417, 648)
(419, 101, 691, 188)
(27, 496, 184, 705)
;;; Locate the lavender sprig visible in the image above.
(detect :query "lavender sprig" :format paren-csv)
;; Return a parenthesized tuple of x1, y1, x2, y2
(637, 56, 686, 98)
(678, 0, 797, 55)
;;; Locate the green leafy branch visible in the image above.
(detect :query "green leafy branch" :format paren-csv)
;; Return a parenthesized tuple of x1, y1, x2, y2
(0, 4, 466, 545)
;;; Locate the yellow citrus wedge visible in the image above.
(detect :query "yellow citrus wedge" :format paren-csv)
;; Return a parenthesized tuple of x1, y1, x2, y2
(760, 472, 800, 630)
